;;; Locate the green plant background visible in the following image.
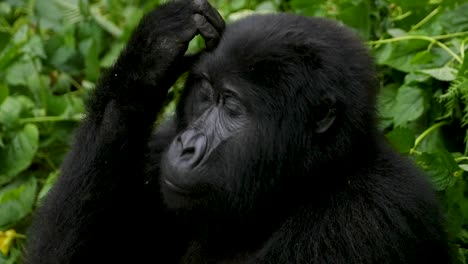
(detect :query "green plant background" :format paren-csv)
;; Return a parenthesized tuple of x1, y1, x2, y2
(0, 0, 468, 263)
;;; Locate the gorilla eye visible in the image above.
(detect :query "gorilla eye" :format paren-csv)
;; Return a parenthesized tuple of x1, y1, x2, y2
(198, 80, 214, 103)
(223, 92, 242, 116)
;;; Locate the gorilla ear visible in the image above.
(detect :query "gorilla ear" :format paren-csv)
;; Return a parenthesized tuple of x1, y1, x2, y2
(314, 97, 336, 133)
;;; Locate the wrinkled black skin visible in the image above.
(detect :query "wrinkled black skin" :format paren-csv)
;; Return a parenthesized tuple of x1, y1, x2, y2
(25, 1, 452, 263)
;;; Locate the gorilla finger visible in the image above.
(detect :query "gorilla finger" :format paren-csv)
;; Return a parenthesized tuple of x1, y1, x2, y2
(193, 14, 221, 50)
(193, 0, 225, 33)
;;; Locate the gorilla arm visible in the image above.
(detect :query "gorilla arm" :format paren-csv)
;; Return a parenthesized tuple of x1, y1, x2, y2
(24, 1, 224, 263)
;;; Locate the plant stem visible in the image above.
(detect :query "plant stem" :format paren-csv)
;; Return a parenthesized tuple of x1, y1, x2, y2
(411, 7, 440, 31)
(455, 156, 468, 163)
(369, 35, 464, 63)
(413, 121, 450, 150)
(19, 116, 81, 123)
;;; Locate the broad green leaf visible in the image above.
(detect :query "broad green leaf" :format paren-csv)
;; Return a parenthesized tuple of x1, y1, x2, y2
(441, 179, 468, 238)
(230, 0, 247, 10)
(0, 2, 11, 16)
(0, 97, 21, 127)
(338, 0, 371, 39)
(387, 28, 407, 37)
(79, 38, 100, 82)
(377, 83, 398, 129)
(0, 124, 39, 185)
(418, 66, 457, 81)
(386, 127, 415, 153)
(0, 32, 10, 54)
(410, 50, 435, 65)
(34, 0, 64, 31)
(289, 0, 325, 17)
(393, 85, 426, 126)
(100, 43, 124, 68)
(417, 128, 446, 153)
(255, 2, 277, 12)
(37, 171, 58, 203)
(403, 72, 431, 84)
(121, 6, 144, 42)
(90, 6, 123, 38)
(0, 84, 8, 105)
(0, 44, 22, 72)
(459, 164, 468, 172)
(21, 35, 46, 59)
(46, 93, 85, 117)
(5, 58, 36, 86)
(0, 176, 37, 229)
(415, 151, 458, 191)
(374, 39, 428, 72)
(439, 3, 468, 33)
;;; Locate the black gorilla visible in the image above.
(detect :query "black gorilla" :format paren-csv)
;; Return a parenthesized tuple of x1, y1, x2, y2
(25, 0, 451, 263)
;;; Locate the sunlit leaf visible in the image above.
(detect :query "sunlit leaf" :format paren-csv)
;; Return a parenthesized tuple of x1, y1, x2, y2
(419, 66, 457, 81)
(393, 85, 426, 126)
(0, 124, 39, 185)
(0, 176, 37, 229)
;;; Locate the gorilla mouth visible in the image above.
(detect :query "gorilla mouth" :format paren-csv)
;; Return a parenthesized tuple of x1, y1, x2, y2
(163, 177, 191, 195)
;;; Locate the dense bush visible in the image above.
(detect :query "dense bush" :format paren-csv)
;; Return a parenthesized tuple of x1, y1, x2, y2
(0, 0, 467, 263)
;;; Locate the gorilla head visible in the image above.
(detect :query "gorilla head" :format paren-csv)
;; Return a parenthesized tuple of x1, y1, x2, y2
(160, 14, 377, 215)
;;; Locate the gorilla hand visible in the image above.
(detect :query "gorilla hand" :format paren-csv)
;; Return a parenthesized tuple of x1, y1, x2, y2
(115, 0, 225, 92)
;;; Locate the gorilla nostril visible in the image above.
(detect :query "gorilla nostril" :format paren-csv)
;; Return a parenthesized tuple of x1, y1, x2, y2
(181, 146, 196, 157)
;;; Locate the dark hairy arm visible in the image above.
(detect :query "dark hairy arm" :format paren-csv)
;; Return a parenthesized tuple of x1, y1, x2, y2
(24, 1, 224, 263)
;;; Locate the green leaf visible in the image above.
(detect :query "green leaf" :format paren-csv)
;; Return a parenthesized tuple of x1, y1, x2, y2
(34, 0, 64, 31)
(79, 38, 100, 82)
(5, 58, 36, 86)
(439, 3, 468, 33)
(403, 72, 431, 84)
(377, 83, 399, 129)
(230, 0, 247, 10)
(338, 0, 371, 39)
(393, 85, 426, 126)
(0, 124, 39, 185)
(0, 175, 37, 229)
(90, 6, 123, 38)
(417, 127, 446, 152)
(459, 164, 468, 172)
(0, 84, 8, 105)
(386, 127, 415, 153)
(418, 66, 457, 81)
(415, 151, 458, 191)
(46, 93, 85, 117)
(374, 39, 428, 72)
(37, 171, 58, 203)
(100, 43, 124, 68)
(21, 35, 46, 59)
(0, 97, 21, 127)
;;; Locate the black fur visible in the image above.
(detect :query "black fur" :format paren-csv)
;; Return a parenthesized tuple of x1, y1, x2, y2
(25, 1, 451, 263)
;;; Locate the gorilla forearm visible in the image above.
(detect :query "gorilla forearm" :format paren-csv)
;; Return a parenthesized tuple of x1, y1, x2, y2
(24, 39, 164, 264)
(25, 1, 225, 263)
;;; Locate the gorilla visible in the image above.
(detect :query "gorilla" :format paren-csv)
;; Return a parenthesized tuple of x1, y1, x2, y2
(25, 0, 451, 263)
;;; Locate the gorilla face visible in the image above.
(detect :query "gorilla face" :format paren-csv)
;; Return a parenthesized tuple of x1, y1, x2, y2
(160, 72, 252, 210)
(160, 13, 375, 213)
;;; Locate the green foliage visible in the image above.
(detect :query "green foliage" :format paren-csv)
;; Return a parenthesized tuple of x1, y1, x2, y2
(1, 0, 468, 263)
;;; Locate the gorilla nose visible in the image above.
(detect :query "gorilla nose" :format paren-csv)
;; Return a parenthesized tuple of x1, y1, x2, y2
(175, 130, 207, 167)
